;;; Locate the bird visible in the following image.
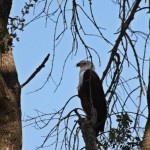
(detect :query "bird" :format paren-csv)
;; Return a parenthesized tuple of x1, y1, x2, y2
(76, 60, 107, 136)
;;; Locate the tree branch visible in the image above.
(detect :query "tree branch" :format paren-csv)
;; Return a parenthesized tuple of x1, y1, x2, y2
(21, 53, 50, 88)
(78, 118, 99, 150)
(101, 0, 141, 82)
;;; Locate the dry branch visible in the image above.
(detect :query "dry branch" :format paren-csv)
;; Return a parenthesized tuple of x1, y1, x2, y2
(101, 0, 142, 82)
(21, 53, 50, 88)
(78, 118, 99, 150)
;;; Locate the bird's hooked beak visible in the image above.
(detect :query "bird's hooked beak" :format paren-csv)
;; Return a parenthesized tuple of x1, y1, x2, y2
(76, 62, 80, 67)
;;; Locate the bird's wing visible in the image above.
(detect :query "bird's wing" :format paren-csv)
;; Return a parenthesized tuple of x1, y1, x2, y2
(79, 69, 107, 132)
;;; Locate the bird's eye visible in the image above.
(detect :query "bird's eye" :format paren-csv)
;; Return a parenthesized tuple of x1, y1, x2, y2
(83, 63, 86, 65)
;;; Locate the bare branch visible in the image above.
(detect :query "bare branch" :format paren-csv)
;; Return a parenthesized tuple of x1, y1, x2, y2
(21, 53, 50, 88)
(101, 0, 142, 82)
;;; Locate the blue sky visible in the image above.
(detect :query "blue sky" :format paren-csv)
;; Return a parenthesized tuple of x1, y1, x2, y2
(10, 1, 149, 149)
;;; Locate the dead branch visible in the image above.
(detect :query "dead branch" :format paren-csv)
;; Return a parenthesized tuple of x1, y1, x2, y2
(101, 0, 142, 82)
(78, 118, 99, 150)
(21, 53, 50, 88)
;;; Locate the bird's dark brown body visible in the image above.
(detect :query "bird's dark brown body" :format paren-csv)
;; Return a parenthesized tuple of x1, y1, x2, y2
(78, 69, 107, 136)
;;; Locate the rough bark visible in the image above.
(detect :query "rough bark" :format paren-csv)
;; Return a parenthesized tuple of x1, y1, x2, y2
(141, 64, 150, 150)
(78, 118, 99, 150)
(0, 0, 22, 150)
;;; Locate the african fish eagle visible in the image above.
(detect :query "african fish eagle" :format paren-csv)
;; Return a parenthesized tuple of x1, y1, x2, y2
(76, 60, 107, 136)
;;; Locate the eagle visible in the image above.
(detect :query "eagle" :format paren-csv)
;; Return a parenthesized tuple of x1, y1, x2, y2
(76, 60, 107, 136)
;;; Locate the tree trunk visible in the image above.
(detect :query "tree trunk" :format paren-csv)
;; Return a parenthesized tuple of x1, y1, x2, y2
(141, 64, 150, 150)
(0, 1, 22, 149)
(142, 117, 150, 150)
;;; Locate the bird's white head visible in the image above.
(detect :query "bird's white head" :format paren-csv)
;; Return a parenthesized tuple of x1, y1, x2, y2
(76, 60, 95, 72)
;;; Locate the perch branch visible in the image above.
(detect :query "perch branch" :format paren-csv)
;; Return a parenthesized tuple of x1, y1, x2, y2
(77, 118, 99, 150)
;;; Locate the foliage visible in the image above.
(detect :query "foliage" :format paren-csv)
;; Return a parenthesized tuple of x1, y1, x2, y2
(8, 0, 37, 41)
(108, 113, 141, 149)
